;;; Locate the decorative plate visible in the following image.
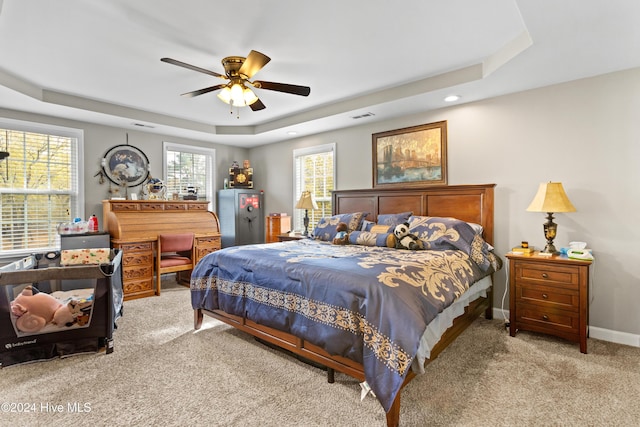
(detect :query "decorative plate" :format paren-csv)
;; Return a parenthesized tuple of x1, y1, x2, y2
(102, 144, 150, 187)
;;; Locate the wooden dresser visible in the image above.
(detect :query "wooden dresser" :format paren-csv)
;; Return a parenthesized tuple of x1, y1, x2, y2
(103, 200, 221, 300)
(506, 252, 592, 353)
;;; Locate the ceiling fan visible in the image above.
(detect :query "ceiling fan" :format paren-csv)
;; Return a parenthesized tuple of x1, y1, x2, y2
(161, 50, 310, 112)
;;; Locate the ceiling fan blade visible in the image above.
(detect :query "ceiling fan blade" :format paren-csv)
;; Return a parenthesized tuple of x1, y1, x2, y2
(161, 57, 225, 79)
(238, 50, 271, 79)
(181, 84, 227, 98)
(250, 98, 266, 111)
(253, 80, 310, 97)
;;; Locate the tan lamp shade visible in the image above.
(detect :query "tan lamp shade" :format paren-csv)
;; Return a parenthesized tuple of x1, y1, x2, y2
(526, 182, 576, 213)
(295, 191, 318, 210)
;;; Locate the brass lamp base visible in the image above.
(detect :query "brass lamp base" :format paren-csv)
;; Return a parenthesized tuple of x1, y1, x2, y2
(541, 212, 558, 254)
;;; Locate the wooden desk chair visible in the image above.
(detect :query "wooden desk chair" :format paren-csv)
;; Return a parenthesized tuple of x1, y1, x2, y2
(156, 233, 195, 296)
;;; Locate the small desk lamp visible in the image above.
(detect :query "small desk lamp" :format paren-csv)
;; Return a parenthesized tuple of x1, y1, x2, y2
(526, 182, 576, 254)
(295, 190, 318, 236)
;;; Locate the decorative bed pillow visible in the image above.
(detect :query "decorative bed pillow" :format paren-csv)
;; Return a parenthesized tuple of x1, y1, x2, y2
(466, 222, 483, 235)
(348, 231, 396, 248)
(407, 216, 493, 270)
(466, 222, 494, 250)
(369, 224, 391, 233)
(313, 212, 368, 241)
(360, 219, 374, 231)
(376, 211, 413, 227)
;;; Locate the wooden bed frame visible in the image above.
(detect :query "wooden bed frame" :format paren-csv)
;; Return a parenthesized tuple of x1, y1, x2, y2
(194, 184, 496, 426)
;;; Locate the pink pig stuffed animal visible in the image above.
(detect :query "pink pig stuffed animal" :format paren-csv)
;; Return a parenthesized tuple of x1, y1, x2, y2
(10, 285, 75, 333)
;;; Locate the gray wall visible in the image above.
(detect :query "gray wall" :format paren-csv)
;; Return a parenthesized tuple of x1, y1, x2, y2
(250, 67, 640, 339)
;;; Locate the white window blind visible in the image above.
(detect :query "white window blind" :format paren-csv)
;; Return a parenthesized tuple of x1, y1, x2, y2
(163, 142, 215, 210)
(293, 143, 335, 233)
(0, 119, 83, 258)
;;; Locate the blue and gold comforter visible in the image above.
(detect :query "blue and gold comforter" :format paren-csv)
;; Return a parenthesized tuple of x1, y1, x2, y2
(191, 219, 501, 412)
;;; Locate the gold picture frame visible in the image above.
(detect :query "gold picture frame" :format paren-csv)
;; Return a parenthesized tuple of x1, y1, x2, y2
(372, 121, 447, 188)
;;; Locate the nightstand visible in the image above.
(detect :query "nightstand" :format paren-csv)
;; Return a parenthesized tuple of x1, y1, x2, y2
(266, 215, 292, 243)
(506, 252, 592, 353)
(276, 234, 305, 242)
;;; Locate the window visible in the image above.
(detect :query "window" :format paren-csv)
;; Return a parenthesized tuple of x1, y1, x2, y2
(293, 143, 335, 233)
(0, 118, 83, 258)
(163, 142, 215, 210)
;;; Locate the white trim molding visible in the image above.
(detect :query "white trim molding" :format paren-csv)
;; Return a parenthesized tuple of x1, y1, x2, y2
(492, 308, 640, 349)
(589, 326, 640, 348)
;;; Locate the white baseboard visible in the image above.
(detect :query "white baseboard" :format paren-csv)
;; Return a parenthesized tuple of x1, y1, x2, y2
(589, 326, 640, 348)
(491, 308, 640, 348)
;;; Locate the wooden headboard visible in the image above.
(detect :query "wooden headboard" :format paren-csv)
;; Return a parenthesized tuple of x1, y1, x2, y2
(332, 184, 496, 246)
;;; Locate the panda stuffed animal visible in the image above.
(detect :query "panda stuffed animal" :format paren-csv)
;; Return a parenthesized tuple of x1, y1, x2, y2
(393, 222, 424, 250)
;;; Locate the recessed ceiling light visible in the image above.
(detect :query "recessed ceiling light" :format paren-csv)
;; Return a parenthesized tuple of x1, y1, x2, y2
(287, 131, 298, 136)
(444, 95, 460, 102)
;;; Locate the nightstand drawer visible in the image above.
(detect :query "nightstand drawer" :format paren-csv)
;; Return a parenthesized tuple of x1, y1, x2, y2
(517, 262, 580, 290)
(516, 284, 579, 311)
(518, 304, 579, 333)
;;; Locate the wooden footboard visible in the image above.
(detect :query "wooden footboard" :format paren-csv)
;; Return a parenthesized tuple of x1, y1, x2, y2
(194, 292, 492, 427)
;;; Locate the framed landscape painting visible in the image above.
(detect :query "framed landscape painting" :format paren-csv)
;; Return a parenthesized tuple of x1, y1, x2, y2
(372, 121, 447, 188)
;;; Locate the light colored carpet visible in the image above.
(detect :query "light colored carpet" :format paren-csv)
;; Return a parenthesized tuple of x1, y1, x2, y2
(2, 278, 639, 427)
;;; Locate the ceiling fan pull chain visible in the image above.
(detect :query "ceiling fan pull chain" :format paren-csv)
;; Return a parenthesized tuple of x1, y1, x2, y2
(228, 101, 240, 118)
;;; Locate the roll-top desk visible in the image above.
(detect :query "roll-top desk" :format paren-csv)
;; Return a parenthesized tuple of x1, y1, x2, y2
(103, 200, 221, 300)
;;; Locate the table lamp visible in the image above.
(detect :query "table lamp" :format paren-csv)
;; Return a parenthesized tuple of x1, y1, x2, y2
(526, 182, 576, 254)
(295, 190, 318, 236)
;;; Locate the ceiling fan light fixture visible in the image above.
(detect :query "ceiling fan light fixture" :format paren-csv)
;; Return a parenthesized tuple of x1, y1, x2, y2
(217, 86, 232, 104)
(230, 83, 244, 105)
(242, 87, 258, 106)
(217, 83, 257, 107)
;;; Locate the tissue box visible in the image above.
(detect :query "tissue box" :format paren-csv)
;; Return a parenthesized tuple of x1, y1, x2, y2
(61, 248, 111, 265)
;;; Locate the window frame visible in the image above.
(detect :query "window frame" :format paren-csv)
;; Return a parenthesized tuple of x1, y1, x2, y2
(0, 117, 84, 260)
(292, 143, 336, 233)
(162, 141, 216, 211)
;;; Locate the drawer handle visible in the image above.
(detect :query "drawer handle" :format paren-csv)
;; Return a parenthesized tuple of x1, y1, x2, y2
(542, 294, 548, 299)
(542, 315, 549, 321)
(541, 273, 548, 279)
